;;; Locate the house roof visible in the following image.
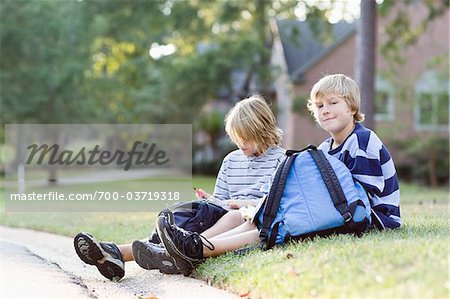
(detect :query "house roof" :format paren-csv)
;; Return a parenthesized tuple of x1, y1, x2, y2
(276, 19, 355, 82)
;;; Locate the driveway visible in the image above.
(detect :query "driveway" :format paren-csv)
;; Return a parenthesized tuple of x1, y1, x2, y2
(1, 226, 238, 299)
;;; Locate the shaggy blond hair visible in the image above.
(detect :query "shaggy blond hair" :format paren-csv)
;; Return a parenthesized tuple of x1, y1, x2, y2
(307, 74, 365, 123)
(225, 95, 282, 155)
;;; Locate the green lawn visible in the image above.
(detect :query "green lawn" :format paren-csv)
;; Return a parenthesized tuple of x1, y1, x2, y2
(1, 178, 448, 298)
(0, 176, 216, 243)
(196, 204, 449, 298)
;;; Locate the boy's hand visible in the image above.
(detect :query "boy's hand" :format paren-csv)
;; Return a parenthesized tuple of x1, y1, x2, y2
(226, 199, 259, 209)
(195, 188, 212, 200)
(226, 200, 245, 209)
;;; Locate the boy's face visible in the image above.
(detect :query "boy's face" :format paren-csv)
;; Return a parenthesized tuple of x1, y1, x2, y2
(236, 141, 259, 157)
(315, 94, 355, 136)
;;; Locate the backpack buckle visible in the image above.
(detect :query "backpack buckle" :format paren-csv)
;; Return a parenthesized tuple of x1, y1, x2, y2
(343, 212, 352, 223)
(259, 228, 268, 239)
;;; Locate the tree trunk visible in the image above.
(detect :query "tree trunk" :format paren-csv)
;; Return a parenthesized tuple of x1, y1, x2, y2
(355, 0, 377, 130)
(427, 149, 438, 187)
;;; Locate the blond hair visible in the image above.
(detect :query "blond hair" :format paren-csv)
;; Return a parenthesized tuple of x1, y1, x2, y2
(225, 95, 282, 155)
(307, 74, 365, 123)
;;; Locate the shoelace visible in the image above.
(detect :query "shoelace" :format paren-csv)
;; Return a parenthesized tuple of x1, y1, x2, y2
(170, 224, 215, 255)
(199, 234, 215, 251)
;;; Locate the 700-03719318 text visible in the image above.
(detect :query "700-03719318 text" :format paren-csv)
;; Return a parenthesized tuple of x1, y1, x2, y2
(9, 191, 180, 201)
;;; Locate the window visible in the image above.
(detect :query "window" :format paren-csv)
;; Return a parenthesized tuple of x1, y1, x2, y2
(436, 93, 449, 125)
(418, 93, 434, 125)
(375, 77, 394, 121)
(415, 71, 449, 131)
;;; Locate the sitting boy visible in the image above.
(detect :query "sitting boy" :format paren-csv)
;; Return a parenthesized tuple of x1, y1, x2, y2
(308, 74, 401, 229)
(155, 74, 401, 276)
(73, 95, 285, 281)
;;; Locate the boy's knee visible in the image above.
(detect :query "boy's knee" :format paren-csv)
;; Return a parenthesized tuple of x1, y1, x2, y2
(227, 209, 245, 225)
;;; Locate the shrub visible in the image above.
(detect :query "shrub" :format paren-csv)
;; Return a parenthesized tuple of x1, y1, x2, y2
(393, 136, 449, 186)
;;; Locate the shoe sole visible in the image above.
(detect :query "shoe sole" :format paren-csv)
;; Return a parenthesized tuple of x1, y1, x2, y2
(156, 216, 197, 276)
(74, 233, 124, 281)
(132, 240, 180, 274)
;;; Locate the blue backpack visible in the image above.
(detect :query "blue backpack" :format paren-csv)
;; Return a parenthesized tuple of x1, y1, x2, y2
(255, 145, 371, 249)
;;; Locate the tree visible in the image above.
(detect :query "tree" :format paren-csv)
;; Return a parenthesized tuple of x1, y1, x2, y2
(355, 0, 377, 130)
(0, 0, 96, 124)
(1, 1, 100, 183)
(379, 0, 449, 71)
(196, 110, 224, 158)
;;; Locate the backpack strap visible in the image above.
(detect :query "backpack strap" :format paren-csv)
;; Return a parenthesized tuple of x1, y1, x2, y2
(259, 144, 316, 249)
(308, 149, 357, 230)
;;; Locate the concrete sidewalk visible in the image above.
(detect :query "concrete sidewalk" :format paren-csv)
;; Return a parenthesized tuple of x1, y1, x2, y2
(0, 226, 238, 299)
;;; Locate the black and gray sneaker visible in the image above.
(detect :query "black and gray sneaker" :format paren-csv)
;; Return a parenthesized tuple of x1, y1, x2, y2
(161, 209, 175, 225)
(132, 240, 180, 274)
(156, 215, 214, 276)
(148, 209, 176, 244)
(74, 232, 125, 281)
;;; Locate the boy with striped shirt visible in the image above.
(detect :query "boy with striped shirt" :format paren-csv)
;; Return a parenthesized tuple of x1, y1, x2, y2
(192, 95, 285, 238)
(73, 95, 285, 280)
(155, 75, 401, 276)
(308, 74, 401, 229)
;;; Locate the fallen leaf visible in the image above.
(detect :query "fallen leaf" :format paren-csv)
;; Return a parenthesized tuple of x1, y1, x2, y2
(286, 252, 294, 259)
(239, 290, 251, 297)
(287, 268, 300, 277)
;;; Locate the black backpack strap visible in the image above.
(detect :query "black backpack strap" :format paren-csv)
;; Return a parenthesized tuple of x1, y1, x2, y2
(308, 149, 357, 229)
(265, 221, 281, 249)
(259, 154, 294, 243)
(259, 145, 316, 249)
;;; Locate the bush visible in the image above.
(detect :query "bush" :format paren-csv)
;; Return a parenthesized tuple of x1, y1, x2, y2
(192, 159, 223, 176)
(393, 136, 449, 186)
(193, 141, 237, 176)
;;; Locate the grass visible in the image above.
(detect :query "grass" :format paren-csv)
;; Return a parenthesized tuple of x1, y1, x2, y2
(0, 176, 216, 243)
(1, 177, 448, 298)
(196, 204, 449, 299)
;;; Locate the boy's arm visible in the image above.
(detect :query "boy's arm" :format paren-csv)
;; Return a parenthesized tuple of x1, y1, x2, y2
(349, 146, 401, 229)
(347, 149, 386, 197)
(212, 157, 230, 201)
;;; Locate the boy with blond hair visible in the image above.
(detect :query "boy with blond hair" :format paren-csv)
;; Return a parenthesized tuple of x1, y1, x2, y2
(156, 74, 401, 276)
(308, 74, 401, 229)
(74, 95, 285, 280)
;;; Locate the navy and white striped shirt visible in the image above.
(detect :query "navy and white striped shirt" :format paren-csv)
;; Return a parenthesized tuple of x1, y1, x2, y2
(213, 146, 286, 201)
(318, 123, 401, 229)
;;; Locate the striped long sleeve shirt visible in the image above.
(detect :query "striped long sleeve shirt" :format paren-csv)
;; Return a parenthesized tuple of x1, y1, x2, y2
(213, 146, 286, 201)
(318, 123, 401, 229)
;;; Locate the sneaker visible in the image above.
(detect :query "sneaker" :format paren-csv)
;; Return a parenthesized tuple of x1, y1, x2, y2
(132, 240, 180, 274)
(156, 215, 214, 276)
(148, 210, 175, 244)
(74, 232, 125, 281)
(160, 209, 175, 226)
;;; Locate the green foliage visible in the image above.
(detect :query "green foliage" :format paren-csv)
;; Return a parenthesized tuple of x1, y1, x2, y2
(392, 136, 449, 186)
(1, 0, 334, 126)
(192, 159, 223, 176)
(379, 0, 449, 72)
(292, 94, 311, 115)
(193, 141, 237, 176)
(1, 0, 96, 124)
(197, 110, 224, 139)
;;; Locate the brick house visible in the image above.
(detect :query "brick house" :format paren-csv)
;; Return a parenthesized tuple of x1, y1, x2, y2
(271, 2, 449, 158)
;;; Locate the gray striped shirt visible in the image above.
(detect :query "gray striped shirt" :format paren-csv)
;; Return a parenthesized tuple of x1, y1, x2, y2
(213, 146, 286, 201)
